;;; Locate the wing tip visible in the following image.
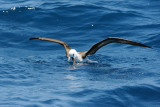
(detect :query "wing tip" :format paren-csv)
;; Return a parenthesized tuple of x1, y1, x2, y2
(145, 45, 152, 49)
(29, 37, 40, 40)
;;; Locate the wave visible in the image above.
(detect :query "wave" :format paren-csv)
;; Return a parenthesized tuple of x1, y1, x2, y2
(87, 84, 160, 106)
(1, 6, 36, 14)
(0, 1, 160, 106)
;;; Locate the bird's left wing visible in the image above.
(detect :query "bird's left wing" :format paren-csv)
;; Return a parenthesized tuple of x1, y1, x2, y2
(83, 37, 151, 58)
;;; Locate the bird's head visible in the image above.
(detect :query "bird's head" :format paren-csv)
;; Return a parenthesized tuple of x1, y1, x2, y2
(69, 49, 78, 58)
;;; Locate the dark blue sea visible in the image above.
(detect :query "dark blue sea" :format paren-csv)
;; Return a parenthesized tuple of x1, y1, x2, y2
(0, 0, 160, 107)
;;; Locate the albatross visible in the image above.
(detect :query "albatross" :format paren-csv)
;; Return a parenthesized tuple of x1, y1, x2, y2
(29, 37, 151, 64)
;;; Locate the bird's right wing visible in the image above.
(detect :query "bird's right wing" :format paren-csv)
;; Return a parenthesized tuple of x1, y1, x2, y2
(29, 37, 72, 59)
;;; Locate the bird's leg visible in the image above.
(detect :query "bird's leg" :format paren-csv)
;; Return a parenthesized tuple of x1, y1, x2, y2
(72, 57, 76, 65)
(68, 57, 70, 61)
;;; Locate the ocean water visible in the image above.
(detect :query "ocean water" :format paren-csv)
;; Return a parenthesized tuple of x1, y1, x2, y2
(0, 0, 160, 107)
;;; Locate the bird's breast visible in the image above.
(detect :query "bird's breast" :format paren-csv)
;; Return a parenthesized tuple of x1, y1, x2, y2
(75, 53, 83, 62)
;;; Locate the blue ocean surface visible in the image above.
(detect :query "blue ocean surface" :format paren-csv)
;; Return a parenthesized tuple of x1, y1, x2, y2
(0, 0, 160, 107)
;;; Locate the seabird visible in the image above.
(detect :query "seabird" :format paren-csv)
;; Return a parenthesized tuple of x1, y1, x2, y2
(29, 37, 151, 64)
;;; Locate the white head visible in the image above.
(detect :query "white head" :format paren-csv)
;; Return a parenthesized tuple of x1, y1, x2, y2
(69, 49, 78, 58)
(68, 49, 83, 63)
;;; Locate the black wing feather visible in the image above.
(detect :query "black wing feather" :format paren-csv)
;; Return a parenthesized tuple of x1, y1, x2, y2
(84, 37, 151, 57)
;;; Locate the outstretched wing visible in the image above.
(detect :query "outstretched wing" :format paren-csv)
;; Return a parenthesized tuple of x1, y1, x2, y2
(84, 37, 151, 57)
(29, 37, 72, 59)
